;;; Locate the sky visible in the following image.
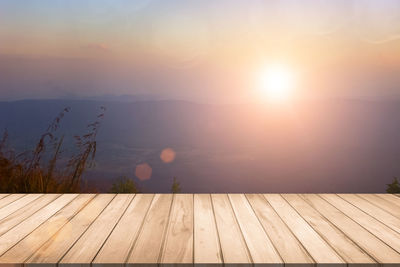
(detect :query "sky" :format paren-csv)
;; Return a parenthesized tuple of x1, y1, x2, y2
(0, 0, 400, 102)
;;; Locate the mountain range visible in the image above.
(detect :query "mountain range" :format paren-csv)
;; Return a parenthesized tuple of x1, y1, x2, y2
(0, 97, 399, 192)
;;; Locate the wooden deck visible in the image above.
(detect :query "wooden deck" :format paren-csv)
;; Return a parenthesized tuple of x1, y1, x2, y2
(0, 194, 399, 266)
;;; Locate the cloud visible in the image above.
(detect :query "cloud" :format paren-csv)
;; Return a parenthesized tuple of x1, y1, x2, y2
(80, 43, 111, 52)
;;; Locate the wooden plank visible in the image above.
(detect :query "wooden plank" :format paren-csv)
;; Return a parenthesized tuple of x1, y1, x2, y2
(127, 194, 173, 264)
(211, 194, 251, 264)
(246, 194, 314, 264)
(321, 194, 400, 254)
(0, 194, 25, 210)
(59, 194, 134, 264)
(301, 194, 400, 263)
(0, 194, 78, 256)
(359, 194, 400, 218)
(374, 194, 400, 218)
(0, 194, 95, 263)
(0, 193, 398, 265)
(264, 194, 345, 264)
(0, 194, 8, 201)
(339, 194, 400, 234)
(93, 194, 154, 264)
(0, 194, 59, 237)
(25, 194, 115, 264)
(0, 194, 41, 222)
(193, 194, 222, 264)
(160, 194, 193, 264)
(283, 194, 375, 264)
(376, 194, 400, 209)
(228, 194, 282, 264)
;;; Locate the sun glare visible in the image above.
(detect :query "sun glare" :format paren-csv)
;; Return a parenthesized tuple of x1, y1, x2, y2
(258, 64, 296, 102)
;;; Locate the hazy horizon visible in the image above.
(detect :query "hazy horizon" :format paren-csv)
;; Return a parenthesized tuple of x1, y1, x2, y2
(1, 98, 400, 193)
(1, 0, 400, 103)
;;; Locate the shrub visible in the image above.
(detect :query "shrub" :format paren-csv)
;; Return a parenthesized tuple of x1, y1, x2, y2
(386, 177, 400, 194)
(171, 176, 181, 193)
(110, 176, 140, 193)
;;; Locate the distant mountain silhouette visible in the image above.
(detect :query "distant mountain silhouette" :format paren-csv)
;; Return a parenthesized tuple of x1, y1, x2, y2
(66, 94, 165, 102)
(1, 98, 399, 192)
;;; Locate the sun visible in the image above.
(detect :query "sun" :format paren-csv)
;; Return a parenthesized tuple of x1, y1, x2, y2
(258, 64, 296, 102)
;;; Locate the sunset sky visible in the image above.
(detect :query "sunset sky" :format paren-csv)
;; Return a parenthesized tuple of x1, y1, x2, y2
(1, 0, 400, 102)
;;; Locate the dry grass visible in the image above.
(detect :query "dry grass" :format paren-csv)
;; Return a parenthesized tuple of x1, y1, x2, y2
(0, 106, 106, 193)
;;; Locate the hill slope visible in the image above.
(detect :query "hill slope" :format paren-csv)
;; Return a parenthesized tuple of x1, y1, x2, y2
(0, 98, 399, 192)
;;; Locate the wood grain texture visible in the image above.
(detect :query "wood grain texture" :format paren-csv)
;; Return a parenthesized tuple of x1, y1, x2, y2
(339, 194, 400, 234)
(0, 194, 59, 237)
(301, 194, 400, 264)
(320, 194, 400, 254)
(379, 194, 400, 208)
(59, 194, 134, 264)
(0, 194, 398, 265)
(0, 194, 95, 263)
(93, 194, 154, 264)
(127, 194, 173, 264)
(25, 194, 115, 264)
(377, 194, 400, 207)
(246, 194, 314, 265)
(264, 194, 345, 265)
(193, 194, 222, 264)
(229, 194, 282, 265)
(283, 194, 375, 264)
(358, 194, 400, 219)
(0, 194, 42, 222)
(0, 194, 25, 210)
(211, 194, 252, 264)
(0, 194, 78, 256)
(160, 194, 193, 264)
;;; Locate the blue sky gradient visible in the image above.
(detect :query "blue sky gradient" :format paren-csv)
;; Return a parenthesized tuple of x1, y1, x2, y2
(0, 0, 400, 102)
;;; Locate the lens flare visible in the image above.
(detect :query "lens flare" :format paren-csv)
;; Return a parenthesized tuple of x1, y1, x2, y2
(160, 148, 176, 163)
(135, 163, 152, 181)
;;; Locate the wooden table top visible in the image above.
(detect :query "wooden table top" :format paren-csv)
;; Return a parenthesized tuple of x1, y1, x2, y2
(0, 193, 399, 266)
